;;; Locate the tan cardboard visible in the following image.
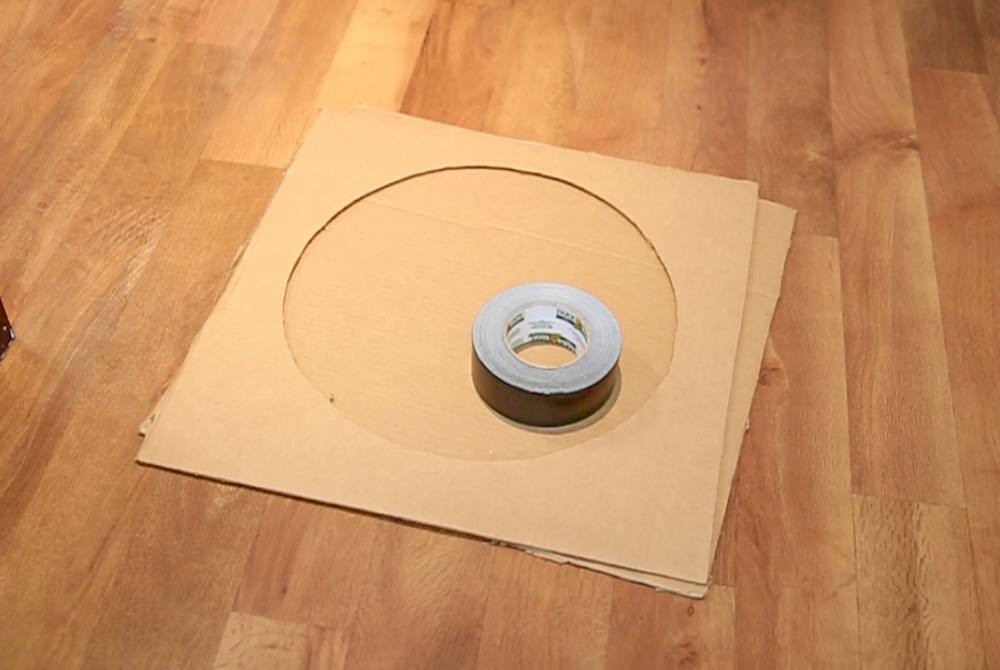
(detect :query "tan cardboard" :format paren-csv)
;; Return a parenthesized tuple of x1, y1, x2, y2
(138, 108, 775, 587)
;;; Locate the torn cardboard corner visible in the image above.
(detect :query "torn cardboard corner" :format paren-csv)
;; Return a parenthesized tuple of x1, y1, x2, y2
(138, 107, 795, 596)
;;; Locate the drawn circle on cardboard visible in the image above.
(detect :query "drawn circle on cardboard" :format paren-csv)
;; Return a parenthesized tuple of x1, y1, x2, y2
(283, 167, 677, 461)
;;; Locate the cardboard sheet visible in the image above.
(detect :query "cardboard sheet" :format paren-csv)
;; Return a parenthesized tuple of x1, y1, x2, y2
(138, 108, 788, 590)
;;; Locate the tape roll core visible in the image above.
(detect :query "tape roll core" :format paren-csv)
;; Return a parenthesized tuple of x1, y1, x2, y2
(472, 283, 622, 426)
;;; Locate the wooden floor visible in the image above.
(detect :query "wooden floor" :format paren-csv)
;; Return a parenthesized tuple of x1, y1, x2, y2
(1, 0, 998, 667)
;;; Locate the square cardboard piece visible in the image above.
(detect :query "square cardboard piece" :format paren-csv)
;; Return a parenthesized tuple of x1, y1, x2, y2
(140, 108, 769, 588)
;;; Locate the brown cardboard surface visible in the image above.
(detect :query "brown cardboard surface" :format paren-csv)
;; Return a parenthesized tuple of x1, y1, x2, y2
(139, 108, 764, 585)
(527, 199, 795, 594)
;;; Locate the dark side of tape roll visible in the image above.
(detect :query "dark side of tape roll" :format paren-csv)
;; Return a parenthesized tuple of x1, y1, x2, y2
(471, 349, 619, 427)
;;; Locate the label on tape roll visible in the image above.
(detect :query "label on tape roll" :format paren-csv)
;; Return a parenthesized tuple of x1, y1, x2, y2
(472, 283, 622, 427)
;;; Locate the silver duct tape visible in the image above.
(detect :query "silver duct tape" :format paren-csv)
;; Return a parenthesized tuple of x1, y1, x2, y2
(471, 283, 622, 427)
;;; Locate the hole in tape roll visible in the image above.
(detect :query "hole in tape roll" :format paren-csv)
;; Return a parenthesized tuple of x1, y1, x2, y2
(506, 303, 587, 368)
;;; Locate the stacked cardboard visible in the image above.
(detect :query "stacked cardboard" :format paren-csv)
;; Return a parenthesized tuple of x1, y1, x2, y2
(138, 108, 793, 597)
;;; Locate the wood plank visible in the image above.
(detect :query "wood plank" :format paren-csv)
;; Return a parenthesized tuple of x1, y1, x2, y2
(75, 480, 266, 669)
(569, 0, 748, 174)
(342, 525, 494, 669)
(0, 45, 248, 668)
(214, 612, 349, 670)
(746, 0, 836, 235)
(202, 0, 359, 167)
(235, 498, 495, 668)
(0, 37, 165, 298)
(35, 163, 277, 670)
(974, 0, 1000, 121)
(0, 0, 32, 49)
(0, 0, 124, 174)
(900, 0, 987, 73)
(827, 0, 965, 506)
(0, 0, 214, 303)
(568, 0, 671, 163)
(454, 0, 513, 7)
(317, 0, 438, 112)
(400, 0, 513, 130)
(910, 65, 1000, 669)
(234, 498, 385, 627)
(476, 550, 611, 669)
(482, 0, 592, 145)
(854, 496, 985, 668)
(658, 0, 748, 179)
(65, 161, 281, 670)
(0, 0, 194, 176)
(185, 0, 283, 52)
(0, 41, 244, 537)
(604, 583, 735, 669)
(734, 235, 859, 667)
(134, 0, 205, 44)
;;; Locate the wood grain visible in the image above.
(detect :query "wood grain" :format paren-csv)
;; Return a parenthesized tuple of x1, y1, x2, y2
(214, 612, 349, 670)
(605, 582, 735, 669)
(185, 0, 282, 52)
(734, 235, 860, 667)
(0, 0, 32, 49)
(400, 0, 512, 129)
(0, 0, 123, 175)
(66, 161, 281, 670)
(747, 0, 836, 235)
(0, 0, 213, 302)
(317, 0, 438, 112)
(854, 496, 985, 668)
(658, 0, 748, 178)
(477, 551, 612, 669)
(202, 0, 359, 167)
(827, 0, 965, 507)
(910, 65, 1000, 669)
(343, 526, 494, 669)
(234, 498, 386, 627)
(483, 0, 591, 145)
(0, 41, 242, 544)
(233, 498, 496, 669)
(0, 148, 279, 668)
(2, 1, 998, 666)
(974, 0, 1000, 118)
(901, 0, 987, 73)
(569, 0, 671, 163)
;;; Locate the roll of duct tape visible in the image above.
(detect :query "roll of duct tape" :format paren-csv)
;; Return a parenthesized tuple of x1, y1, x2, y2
(471, 283, 622, 427)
